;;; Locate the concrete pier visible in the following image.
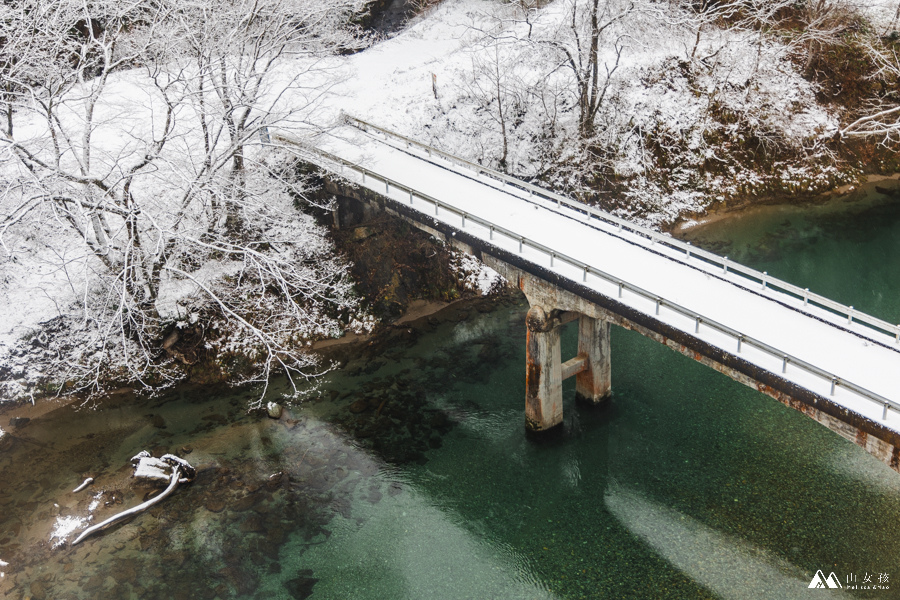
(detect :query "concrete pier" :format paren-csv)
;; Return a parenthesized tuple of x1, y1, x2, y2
(576, 316, 611, 405)
(524, 307, 612, 432)
(525, 306, 563, 432)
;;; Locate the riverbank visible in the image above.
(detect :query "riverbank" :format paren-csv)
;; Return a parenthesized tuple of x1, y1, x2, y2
(0, 196, 507, 410)
(669, 173, 900, 237)
(0, 292, 514, 426)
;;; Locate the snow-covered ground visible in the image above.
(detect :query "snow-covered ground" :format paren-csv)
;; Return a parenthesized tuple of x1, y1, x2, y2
(321, 0, 845, 224)
(855, 0, 900, 28)
(1, 0, 893, 401)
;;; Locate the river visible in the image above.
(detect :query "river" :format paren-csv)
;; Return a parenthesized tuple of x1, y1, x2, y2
(1, 183, 899, 599)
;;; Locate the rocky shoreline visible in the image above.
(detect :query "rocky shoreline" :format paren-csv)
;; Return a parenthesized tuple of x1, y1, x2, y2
(0, 287, 525, 599)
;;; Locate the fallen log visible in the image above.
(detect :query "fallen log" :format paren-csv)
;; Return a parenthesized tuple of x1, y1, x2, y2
(71, 466, 181, 546)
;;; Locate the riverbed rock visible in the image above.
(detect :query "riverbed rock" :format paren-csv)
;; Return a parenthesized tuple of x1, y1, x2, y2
(8, 416, 31, 430)
(232, 492, 261, 512)
(145, 414, 167, 429)
(239, 515, 264, 533)
(266, 526, 286, 545)
(266, 402, 283, 419)
(84, 573, 108, 592)
(284, 570, 319, 598)
(266, 471, 286, 491)
(348, 399, 368, 414)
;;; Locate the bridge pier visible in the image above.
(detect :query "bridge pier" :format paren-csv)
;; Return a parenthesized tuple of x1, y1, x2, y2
(525, 306, 611, 432)
(576, 315, 612, 404)
(525, 306, 563, 432)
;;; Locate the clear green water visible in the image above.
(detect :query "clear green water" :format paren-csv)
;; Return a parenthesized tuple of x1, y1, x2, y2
(2, 188, 900, 599)
(680, 183, 900, 325)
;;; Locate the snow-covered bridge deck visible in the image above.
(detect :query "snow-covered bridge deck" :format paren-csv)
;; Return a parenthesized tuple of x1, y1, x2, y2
(281, 116, 900, 470)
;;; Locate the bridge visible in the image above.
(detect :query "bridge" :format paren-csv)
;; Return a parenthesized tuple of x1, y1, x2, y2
(275, 116, 900, 474)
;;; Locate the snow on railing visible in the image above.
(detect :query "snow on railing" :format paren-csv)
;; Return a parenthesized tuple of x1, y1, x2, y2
(344, 114, 900, 348)
(272, 129, 900, 423)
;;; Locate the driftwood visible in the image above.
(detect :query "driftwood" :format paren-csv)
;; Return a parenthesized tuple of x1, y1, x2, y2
(71, 467, 181, 546)
(72, 478, 94, 493)
(161, 454, 196, 481)
(70, 452, 195, 546)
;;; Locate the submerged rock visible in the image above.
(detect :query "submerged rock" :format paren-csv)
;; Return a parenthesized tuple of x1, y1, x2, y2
(348, 399, 369, 414)
(8, 417, 29, 429)
(232, 492, 262, 512)
(284, 570, 319, 599)
(239, 515, 264, 533)
(266, 402, 283, 419)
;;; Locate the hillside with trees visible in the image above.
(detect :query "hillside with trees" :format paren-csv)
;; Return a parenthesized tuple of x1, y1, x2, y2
(2, 0, 900, 405)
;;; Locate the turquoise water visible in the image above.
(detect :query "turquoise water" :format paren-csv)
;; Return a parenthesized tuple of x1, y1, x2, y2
(2, 189, 900, 599)
(680, 183, 900, 325)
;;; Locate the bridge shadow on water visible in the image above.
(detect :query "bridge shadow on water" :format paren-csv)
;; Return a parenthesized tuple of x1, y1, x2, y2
(3, 292, 900, 599)
(292, 297, 900, 599)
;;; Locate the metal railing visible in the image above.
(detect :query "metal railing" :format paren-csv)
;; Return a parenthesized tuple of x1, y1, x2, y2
(273, 128, 900, 423)
(344, 113, 900, 347)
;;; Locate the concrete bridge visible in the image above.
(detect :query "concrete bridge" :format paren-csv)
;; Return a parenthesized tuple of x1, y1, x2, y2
(275, 116, 900, 474)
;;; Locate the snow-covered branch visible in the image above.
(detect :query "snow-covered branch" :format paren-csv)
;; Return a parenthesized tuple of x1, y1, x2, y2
(0, 0, 373, 403)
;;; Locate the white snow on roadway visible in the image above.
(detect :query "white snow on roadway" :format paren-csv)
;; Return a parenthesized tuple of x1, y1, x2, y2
(310, 125, 900, 434)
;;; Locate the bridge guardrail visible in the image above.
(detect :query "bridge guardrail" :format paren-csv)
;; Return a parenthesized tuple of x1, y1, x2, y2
(272, 129, 900, 423)
(343, 114, 900, 346)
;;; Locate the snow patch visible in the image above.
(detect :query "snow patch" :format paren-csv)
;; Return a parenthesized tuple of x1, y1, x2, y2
(452, 251, 505, 295)
(50, 516, 88, 548)
(133, 456, 172, 481)
(88, 492, 103, 513)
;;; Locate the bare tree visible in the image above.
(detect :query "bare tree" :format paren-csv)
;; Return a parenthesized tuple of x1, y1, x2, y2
(464, 42, 525, 171)
(170, 0, 366, 234)
(550, 0, 634, 139)
(677, 0, 745, 61)
(838, 38, 900, 141)
(0, 0, 371, 402)
(459, 0, 639, 188)
(784, 0, 859, 77)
